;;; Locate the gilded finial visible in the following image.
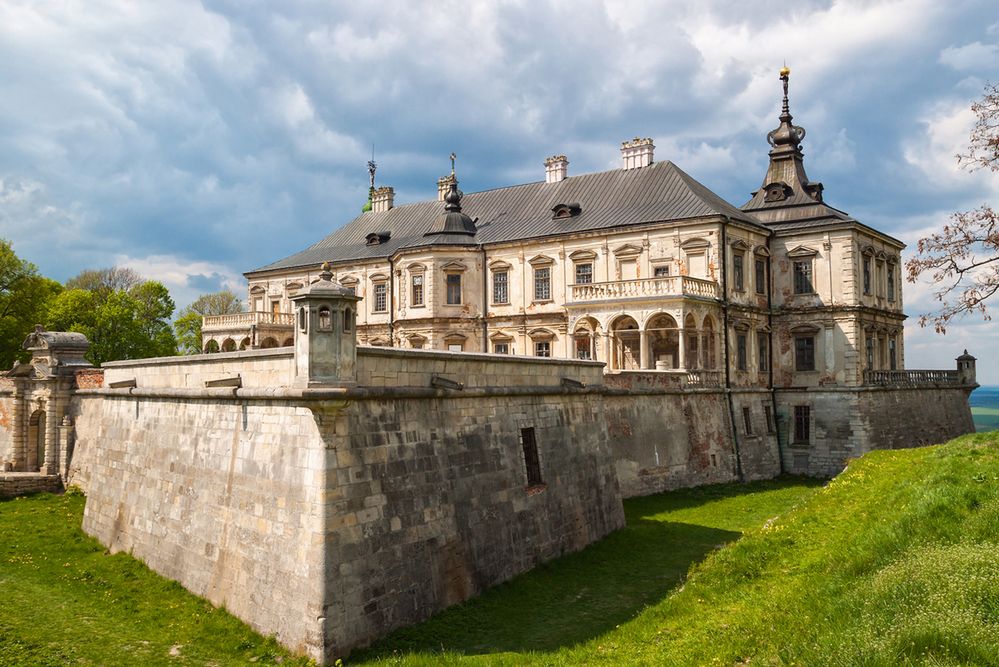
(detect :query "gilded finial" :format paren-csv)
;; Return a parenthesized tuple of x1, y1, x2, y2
(319, 262, 333, 282)
(780, 65, 790, 78)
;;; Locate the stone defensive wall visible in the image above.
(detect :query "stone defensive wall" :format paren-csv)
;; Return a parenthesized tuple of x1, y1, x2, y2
(774, 385, 976, 477)
(67, 346, 623, 661)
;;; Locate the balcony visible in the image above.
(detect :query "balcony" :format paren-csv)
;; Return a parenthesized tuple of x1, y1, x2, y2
(863, 369, 962, 386)
(569, 275, 720, 304)
(202, 311, 295, 332)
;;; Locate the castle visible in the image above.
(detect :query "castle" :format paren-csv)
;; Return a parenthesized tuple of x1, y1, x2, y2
(0, 70, 978, 663)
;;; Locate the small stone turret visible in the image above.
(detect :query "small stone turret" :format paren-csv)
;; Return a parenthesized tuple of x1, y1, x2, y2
(290, 263, 362, 387)
(957, 350, 977, 386)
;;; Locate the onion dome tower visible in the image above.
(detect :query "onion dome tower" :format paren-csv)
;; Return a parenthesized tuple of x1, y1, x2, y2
(424, 153, 477, 237)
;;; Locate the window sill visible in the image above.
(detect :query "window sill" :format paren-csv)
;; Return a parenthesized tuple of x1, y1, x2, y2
(409, 304, 425, 309)
(492, 302, 511, 306)
(532, 299, 554, 305)
(525, 484, 547, 496)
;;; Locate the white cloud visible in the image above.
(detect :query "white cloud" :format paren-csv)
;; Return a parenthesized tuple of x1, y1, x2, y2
(113, 253, 244, 311)
(939, 40, 999, 71)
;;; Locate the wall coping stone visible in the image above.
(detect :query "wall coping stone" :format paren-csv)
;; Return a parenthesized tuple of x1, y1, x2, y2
(101, 347, 293, 368)
(356, 345, 606, 368)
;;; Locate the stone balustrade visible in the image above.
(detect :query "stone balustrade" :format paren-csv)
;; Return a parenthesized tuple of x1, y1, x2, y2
(863, 369, 963, 386)
(202, 311, 295, 331)
(569, 275, 720, 302)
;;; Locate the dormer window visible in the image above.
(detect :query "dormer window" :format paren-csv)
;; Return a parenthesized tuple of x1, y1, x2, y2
(551, 203, 582, 219)
(365, 231, 391, 246)
(763, 182, 792, 203)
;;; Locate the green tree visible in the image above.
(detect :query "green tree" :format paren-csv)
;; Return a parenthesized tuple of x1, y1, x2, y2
(47, 269, 178, 366)
(0, 239, 62, 368)
(174, 289, 243, 355)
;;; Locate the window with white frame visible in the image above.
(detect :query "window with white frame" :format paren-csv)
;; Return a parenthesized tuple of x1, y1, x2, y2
(534, 266, 551, 301)
(411, 274, 424, 306)
(575, 263, 593, 284)
(534, 340, 551, 357)
(493, 270, 509, 304)
(446, 273, 462, 305)
(373, 283, 387, 312)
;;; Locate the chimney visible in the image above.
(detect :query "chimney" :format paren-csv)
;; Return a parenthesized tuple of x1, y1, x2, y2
(437, 174, 456, 201)
(372, 186, 394, 213)
(621, 137, 654, 170)
(544, 155, 568, 183)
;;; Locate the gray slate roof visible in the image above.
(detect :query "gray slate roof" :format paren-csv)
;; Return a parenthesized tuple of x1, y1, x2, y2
(250, 161, 762, 274)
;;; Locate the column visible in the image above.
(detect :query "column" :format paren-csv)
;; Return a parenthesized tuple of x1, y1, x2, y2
(678, 327, 687, 370)
(601, 332, 611, 368)
(639, 329, 649, 370)
(10, 382, 24, 471)
(43, 394, 58, 476)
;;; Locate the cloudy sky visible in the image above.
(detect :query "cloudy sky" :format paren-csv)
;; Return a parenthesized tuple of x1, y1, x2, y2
(0, 0, 997, 379)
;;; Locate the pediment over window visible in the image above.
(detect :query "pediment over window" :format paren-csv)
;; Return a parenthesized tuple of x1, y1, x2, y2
(369, 273, 388, 283)
(733, 319, 751, 331)
(791, 324, 821, 334)
(612, 243, 642, 258)
(285, 281, 303, 291)
(489, 331, 514, 342)
(528, 328, 555, 340)
(861, 244, 876, 256)
(730, 238, 751, 251)
(489, 259, 512, 271)
(339, 275, 359, 286)
(249, 285, 266, 294)
(528, 254, 555, 266)
(753, 245, 770, 257)
(680, 237, 710, 250)
(443, 333, 467, 342)
(407, 262, 426, 273)
(787, 245, 818, 258)
(440, 261, 467, 272)
(875, 250, 889, 261)
(568, 249, 597, 262)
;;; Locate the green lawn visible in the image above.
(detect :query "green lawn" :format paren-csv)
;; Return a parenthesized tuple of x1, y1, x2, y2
(0, 490, 313, 667)
(4, 434, 998, 667)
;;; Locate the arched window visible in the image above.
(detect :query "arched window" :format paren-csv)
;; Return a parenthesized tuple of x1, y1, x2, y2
(318, 306, 332, 331)
(298, 306, 307, 333)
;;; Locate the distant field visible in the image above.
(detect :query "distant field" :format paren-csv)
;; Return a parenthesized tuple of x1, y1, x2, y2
(971, 387, 999, 432)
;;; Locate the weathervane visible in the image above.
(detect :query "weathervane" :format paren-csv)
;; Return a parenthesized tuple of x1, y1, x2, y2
(367, 145, 377, 189)
(450, 152, 456, 178)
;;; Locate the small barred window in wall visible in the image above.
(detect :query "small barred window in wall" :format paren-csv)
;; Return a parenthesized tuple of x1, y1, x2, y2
(654, 265, 670, 277)
(758, 332, 769, 372)
(373, 283, 387, 312)
(534, 267, 551, 301)
(889, 337, 897, 370)
(411, 275, 424, 306)
(521, 427, 543, 487)
(575, 263, 593, 284)
(494, 342, 509, 354)
(446, 273, 462, 305)
(793, 260, 813, 294)
(736, 334, 748, 371)
(764, 403, 775, 433)
(493, 271, 509, 303)
(743, 406, 753, 435)
(863, 256, 872, 295)
(733, 254, 744, 291)
(866, 336, 874, 369)
(535, 340, 551, 357)
(755, 259, 766, 295)
(795, 336, 815, 371)
(887, 265, 896, 302)
(794, 405, 810, 443)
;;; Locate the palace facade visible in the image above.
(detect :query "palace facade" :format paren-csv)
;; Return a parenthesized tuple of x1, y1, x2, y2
(207, 70, 907, 399)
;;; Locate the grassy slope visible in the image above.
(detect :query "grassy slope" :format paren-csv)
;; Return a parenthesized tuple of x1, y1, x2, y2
(357, 433, 999, 666)
(0, 490, 312, 667)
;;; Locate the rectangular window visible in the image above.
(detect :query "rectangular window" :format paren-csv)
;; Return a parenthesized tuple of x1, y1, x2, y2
(866, 335, 874, 369)
(446, 273, 462, 304)
(654, 265, 670, 277)
(743, 406, 753, 435)
(493, 342, 509, 354)
(889, 337, 897, 370)
(758, 332, 769, 372)
(733, 254, 744, 291)
(795, 336, 815, 371)
(521, 427, 543, 487)
(736, 333, 748, 371)
(764, 404, 775, 434)
(411, 274, 424, 306)
(793, 260, 813, 294)
(575, 337, 591, 360)
(493, 271, 509, 304)
(877, 262, 885, 297)
(575, 263, 593, 284)
(448, 343, 463, 352)
(887, 265, 896, 302)
(271, 300, 281, 316)
(755, 259, 766, 295)
(534, 267, 551, 301)
(534, 340, 551, 357)
(373, 283, 387, 312)
(863, 256, 872, 295)
(793, 405, 810, 443)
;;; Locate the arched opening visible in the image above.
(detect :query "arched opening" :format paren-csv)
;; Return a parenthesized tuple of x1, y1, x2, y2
(702, 315, 716, 369)
(238, 337, 251, 351)
(260, 337, 279, 349)
(610, 315, 640, 371)
(27, 409, 45, 472)
(343, 308, 352, 332)
(573, 316, 600, 361)
(204, 339, 220, 354)
(647, 313, 680, 369)
(318, 306, 332, 331)
(221, 338, 236, 352)
(281, 337, 293, 347)
(684, 313, 699, 370)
